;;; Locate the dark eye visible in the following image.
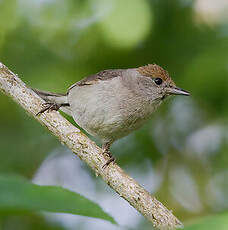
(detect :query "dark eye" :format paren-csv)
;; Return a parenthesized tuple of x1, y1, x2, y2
(154, 78, 163, 85)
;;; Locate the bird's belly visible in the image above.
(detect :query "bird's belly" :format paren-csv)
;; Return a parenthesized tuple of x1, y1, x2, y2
(70, 101, 131, 142)
(71, 101, 158, 143)
(72, 107, 153, 143)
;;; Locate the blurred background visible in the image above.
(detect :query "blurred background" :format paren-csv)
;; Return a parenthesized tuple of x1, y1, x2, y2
(0, 0, 228, 229)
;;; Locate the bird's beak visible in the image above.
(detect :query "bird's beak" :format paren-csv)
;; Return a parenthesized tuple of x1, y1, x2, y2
(166, 87, 190, 96)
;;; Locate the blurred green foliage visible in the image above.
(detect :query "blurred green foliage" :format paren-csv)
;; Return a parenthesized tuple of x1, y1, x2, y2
(0, 174, 115, 224)
(0, 0, 227, 229)
(184, 213, 228, 230)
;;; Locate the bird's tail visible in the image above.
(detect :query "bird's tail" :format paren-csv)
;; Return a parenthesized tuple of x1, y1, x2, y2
(32, 88, 67, 104)
(32, 88, 72, 116)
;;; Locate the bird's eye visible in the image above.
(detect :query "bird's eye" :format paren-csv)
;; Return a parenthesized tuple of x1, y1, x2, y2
(154, 78, 163, 85)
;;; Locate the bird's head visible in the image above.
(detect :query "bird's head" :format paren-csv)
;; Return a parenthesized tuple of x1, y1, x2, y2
(137, 64, 190, 101)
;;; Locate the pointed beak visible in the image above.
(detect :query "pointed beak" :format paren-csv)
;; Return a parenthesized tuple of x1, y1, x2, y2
(166, 87, 191, 96)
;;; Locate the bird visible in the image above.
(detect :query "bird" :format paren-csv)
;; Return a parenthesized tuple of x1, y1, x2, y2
(33, 64, 190, 167)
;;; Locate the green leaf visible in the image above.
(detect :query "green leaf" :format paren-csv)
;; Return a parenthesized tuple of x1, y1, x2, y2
(0, 174, 116, 224)
(184, 213, 228, 230)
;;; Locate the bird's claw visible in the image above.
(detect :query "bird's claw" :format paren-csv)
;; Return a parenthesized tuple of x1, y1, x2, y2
(102, 148, 115, 169)
(36, 103, 61, 116)
(102, 156, 115, 169)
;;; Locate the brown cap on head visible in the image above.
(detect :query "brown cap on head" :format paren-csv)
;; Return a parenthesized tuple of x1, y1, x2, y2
(137, 64, 191, 96)
(137, 64, 174, 84)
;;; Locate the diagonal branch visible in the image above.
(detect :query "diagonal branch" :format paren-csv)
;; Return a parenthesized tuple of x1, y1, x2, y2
(0, 62, 183, 230)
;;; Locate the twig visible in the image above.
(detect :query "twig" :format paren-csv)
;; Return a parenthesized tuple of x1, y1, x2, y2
(0, 62, 183, 230)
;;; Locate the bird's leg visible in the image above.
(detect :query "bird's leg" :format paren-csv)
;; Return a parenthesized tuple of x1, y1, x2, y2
(102, 142, 115, 169)
(36, 103, 69, 116)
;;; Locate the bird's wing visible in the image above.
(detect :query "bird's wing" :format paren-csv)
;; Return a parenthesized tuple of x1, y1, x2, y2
(67, 69, 123, 92)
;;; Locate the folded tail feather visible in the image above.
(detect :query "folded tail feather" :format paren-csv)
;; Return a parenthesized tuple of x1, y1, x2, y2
(32, 88, 72, 116)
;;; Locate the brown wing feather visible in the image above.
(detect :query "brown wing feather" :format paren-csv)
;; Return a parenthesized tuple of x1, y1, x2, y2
(68, 69, 123, 92)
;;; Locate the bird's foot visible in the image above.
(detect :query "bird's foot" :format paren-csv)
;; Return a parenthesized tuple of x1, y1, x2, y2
(36, 102, 61, 116)
(102, 153, 115, 169)
(102, 142, 115, 169)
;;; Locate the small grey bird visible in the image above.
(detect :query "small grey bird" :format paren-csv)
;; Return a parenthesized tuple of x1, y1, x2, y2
(34, 64, 190, 167)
